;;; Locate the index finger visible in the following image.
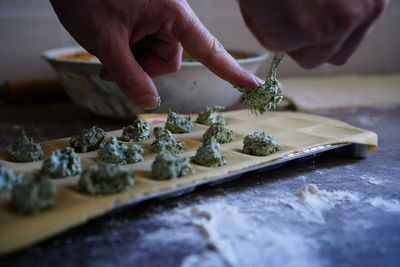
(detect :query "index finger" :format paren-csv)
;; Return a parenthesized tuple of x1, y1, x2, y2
(171, 2, 262, 90)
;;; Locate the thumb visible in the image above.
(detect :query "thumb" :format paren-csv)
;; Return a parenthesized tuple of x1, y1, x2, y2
(97, 41, 160, 110)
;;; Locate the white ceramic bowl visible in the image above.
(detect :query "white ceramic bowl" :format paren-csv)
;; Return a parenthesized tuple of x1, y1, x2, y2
(43, 46, 268, 119)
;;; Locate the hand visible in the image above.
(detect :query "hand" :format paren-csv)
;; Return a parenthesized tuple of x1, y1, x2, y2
(238, 0, 388, 68)
(50, 0, 261, 110)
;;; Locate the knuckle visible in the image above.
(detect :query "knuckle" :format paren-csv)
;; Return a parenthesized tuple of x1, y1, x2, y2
(168, 55, 182, 72)
(164, 0, 189, 15)
(201, 36, 225, 64)
(173, 59, 182, 72)
(163, 44, 183, 72)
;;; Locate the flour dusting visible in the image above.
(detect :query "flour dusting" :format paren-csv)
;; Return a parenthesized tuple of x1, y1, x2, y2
(263, 184, 360, 224)
(360, 174, 384, 185)
(366, 197, 400, 213)
(180, 203, 320, 267)
(181, 252, 225, 267)
(141, 183, 400, 267)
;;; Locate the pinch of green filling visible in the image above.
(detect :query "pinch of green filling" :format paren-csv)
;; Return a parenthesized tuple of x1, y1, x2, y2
(152, 149, 195, 180)
(78, 162, 135, 195)
(8, 130, 43, 162)
(195, 106, 226, 126)
(120, 118, 151, 142)
(192, 137, 227, 167)
(98, 137, 143, 164)
(237, 53, 284, 114)
(70, 126, 107, 152)
(41, 147, 81, 178)
(165, 111, 193, 133)
(11, 174, 56, 214)
(203, 124, 236, 144)
(0, 165, 23, 193)
(243, 132, 282, 156)
(151, 127, 185, 154)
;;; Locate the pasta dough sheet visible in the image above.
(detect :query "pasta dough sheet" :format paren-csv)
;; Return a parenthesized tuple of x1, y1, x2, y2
(0, 110, 377, 255)
(282, 74, 400, 111)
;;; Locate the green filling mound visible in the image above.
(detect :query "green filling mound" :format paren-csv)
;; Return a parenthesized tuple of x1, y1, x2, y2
(11, 174, 56, 214)
(192, 137, 227, 167)
(41, 147, 81, 178)
(151, 127, 185, 154)
(152, 149, 195, 180)
(98, 137, 143, 164)
(0, 165, 24, 193)
(78, 162, 135, 195)
(243, 132, 282, 156)
(237, 53, 284, 114)
(8, 130, 43, 162)
(165, 111, 193, 133)
(120, 118, 151, 142)
(70, 126, 107, 152)
(195, 106, 226, 126)
(203, 124, 236, 144)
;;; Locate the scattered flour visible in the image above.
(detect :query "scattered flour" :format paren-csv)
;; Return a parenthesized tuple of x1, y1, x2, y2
(360, 174, 384, 185)
(143, 227, 200, 244)
(181, 252, 225, 267)
(263, 184, 360, 224)
(262, 184, 399, 224)
(179, 203, 321, 267)
(143, 184, 400, 267)
(366, 197, 400, 213)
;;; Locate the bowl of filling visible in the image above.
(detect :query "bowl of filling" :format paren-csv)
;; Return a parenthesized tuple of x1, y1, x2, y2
(43, 46, 268, 119)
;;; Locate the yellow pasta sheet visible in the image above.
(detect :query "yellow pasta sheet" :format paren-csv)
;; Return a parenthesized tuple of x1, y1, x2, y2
(0, 110, 377, 254)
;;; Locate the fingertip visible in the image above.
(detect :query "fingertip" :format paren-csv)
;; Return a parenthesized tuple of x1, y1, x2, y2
(290, 50, 321, 69)
(118, 76, 160, 110)
(255, 76, 265, 86)
(98, 44, 160, 110)
(328, 56, 349, 66)
(136, 94, 161, 110)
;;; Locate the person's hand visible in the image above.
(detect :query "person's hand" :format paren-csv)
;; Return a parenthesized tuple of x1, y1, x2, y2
(50, 0, 261, 110)
(238, 0, 388, 68)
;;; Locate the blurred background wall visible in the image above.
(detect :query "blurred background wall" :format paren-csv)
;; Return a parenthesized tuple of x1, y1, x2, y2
(0, 0, 399, 83)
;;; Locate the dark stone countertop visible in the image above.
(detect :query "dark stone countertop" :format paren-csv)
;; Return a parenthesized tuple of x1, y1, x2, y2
(1, 102, 399, 267)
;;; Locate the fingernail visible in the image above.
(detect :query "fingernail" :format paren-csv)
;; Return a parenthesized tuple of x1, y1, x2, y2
(136, 94, 160, 110)
(254, 76, 264, 86)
